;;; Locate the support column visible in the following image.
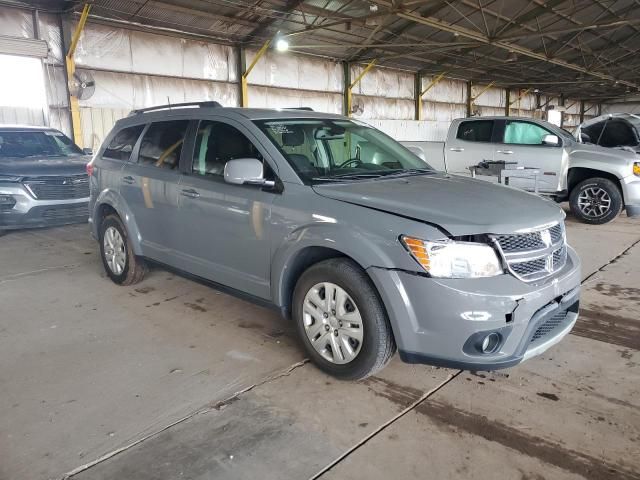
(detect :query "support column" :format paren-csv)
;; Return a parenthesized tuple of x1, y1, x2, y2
(241, 39, 271, 108)
(579, 100, 585, 123)
(65, 3, 91, 148)
(505, 88, 511, 116)
(414, 71, 421, 121)
(346, 60, 376, 117)
(466, 81, 472, 117)
(343, 62, 351, 116)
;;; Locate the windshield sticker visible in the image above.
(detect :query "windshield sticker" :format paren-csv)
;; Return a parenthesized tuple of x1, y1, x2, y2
(268, 124, 294, 135)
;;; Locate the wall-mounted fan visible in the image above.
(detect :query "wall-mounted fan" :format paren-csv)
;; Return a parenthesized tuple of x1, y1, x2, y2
(351, 101, 364, 116)
(69, 70, 96, 100)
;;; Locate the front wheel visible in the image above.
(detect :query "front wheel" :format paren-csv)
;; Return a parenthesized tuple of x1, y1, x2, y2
(569, 177, 623, 225)
(292, 258, 395, 380)
(99, 214, 147, 285)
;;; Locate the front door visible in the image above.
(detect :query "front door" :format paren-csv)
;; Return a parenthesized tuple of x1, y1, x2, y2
(496, 119, 564, 192)
(175, 118, 277, 300)
(446, 119, 496, 175)
(119, 119, 189, 264)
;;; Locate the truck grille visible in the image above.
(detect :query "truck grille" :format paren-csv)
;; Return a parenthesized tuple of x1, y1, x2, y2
(23, 175, 89, 200)
(491, 222, 567, 282)
(41, 204, 89, 220)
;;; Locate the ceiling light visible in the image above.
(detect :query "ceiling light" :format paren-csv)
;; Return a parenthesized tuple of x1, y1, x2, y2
(275, 38, 289, 52)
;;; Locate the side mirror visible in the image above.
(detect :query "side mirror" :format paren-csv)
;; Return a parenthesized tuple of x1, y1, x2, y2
(579, 132, 592, 143)
(82, 147, 93, 155)
(542, 134, 560, 146)
(224, 158, 275, 188)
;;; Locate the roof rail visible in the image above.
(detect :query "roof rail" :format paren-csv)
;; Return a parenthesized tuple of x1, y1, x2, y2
(283, 107, 314, 111)
(129, 101, 223, 116)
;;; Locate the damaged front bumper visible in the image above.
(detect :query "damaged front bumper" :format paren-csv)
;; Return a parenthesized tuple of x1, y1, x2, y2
(367, 245, 582, 371)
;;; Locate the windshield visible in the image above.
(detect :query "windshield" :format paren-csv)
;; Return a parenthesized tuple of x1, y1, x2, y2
(254, 118, 432, 183)
(0, 130, 83, 158)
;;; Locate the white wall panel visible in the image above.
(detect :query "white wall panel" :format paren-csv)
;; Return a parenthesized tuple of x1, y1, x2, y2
(250, 86, 341, 113)
(0, 6, 33, 38)
(352, 65, 413, 99)
(38, 12, 63, 64)
(422, 77, 466, 104)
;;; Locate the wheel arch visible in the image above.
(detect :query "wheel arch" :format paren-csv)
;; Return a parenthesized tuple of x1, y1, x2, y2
(92, 190, 144, 255)
(567, 167, 624, 200)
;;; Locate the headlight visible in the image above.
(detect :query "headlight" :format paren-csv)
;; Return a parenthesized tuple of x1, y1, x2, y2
(634, 162, 640, 176)
(401, 236, 503, 278)
(0, 175, 21, 182)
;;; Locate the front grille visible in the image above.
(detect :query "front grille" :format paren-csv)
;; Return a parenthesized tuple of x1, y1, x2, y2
(41, 204, 89, 220)
(23, 175, 89, 200)
(492, 222, 567, 282)
(530, 310, 569, 343)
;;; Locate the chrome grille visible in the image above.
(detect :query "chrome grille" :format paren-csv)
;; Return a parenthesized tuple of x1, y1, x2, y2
(23, 175, 89, 200)
(492, 222, 567, 282)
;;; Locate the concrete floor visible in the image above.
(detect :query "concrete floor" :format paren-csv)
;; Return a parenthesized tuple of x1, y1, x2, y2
(1, 209, 639, 480)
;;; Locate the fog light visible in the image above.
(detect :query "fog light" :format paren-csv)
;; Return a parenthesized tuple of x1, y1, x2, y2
(480, 333, 500, 353)
(0, 194, 16, 210)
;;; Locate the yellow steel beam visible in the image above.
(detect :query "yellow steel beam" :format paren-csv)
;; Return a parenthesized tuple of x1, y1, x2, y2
(416, 71, 447, 121)
(470, 80, 496, 102)
(420, 71, 447, 96)
(346, 60, 377, 117)
(241, 39, 271, 108)
(506, 87, 531, 116)
(65, 3, 91, 148)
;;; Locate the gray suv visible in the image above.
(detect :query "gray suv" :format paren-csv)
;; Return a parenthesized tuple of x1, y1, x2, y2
(0, 125, 90, 234)
(89, 102, 581, 379)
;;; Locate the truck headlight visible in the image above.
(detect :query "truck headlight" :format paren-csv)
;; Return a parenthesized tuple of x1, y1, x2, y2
(401, 236, 503, 278)
(634, 162, 640, 176)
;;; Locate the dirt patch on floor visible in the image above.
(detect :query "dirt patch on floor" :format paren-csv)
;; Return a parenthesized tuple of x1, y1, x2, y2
(573, 308, 640, 350)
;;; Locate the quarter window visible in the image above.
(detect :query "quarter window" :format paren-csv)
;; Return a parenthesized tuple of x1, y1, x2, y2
(192, 121, 263, 176)
(503, 121, 553, 145)
(103, 125, 144, 161)
(137, 120, 189, 169)
(456, 120, 494, 142)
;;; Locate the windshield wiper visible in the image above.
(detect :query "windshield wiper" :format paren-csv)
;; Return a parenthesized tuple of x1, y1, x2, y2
(312, 173, 385, 182)
(373, 168, 436, 178)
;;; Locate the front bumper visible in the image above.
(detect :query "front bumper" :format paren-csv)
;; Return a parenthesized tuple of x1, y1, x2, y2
(0, 183, 88, 230)
(367, 245, 581, 371)
(621, 174, 640, 217)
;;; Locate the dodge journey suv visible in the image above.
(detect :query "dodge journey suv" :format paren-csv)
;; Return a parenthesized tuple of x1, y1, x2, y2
(88, 102, 581, 379)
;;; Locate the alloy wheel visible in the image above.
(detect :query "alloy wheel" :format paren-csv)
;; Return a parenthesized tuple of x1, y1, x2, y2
(302, 282, 364, 364)
(577, 187, 612, 218)
(103, 226, 126, 275)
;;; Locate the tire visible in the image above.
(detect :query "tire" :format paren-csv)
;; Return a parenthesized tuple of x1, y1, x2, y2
(569, 177, 623, 225)
(292, 258, 395, 380)
(99, 214, 147, 285)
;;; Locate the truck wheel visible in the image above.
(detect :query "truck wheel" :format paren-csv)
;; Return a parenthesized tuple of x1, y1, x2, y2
(569, 178, 623, 225)
(99, 214, 147, 285)
(292, 258, 395, 380)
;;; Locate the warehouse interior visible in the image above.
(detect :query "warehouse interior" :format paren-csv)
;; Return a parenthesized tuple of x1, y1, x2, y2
(1, 1, 639, 479)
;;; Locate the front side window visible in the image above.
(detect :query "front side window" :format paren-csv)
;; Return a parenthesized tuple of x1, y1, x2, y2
(137, 120, 189, 169)
(503, 121, 554, 145)
(0, 130, 83, 158)
(456, 120, 494, 142)
(103, 125, 144, 161)
(254, 118, 430, 184)
(192, 121, 263, 177)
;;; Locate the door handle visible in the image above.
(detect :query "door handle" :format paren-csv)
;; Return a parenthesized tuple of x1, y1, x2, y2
(449, 147, 464, 152)
(122, 175, 136, 184)
(181, 188, 200, 199)
(497, 150, 514, 155)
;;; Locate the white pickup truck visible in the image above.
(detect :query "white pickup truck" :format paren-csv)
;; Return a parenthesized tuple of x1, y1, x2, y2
(402, 116, 640, 224)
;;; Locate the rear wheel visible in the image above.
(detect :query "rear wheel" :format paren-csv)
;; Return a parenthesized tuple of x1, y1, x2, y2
(569, 177, 622, 225)
(292, 258, 395, 380)
(99, 214, 147, 285)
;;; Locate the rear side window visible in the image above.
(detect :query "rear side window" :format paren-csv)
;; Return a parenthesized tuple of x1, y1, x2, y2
(103, 125, 144, 161)
(456, 120, 493, 142)
(599, 120, 637, 147)
(138, 120, 189, 169)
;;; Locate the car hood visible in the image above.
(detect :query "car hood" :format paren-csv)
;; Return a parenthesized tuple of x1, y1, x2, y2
(0, 155, 90, 177)
(312, 173, 564, 236)
(569, 141, 638, 163)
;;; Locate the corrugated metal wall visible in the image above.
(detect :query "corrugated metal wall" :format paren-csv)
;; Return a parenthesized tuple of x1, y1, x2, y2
(0, 3, 605, 147)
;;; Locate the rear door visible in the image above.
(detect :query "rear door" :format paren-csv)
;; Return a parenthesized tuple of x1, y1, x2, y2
(175, 118, 278, 300)
(120, 119, 189, 264)
(495, 119, 563, 192)
(445, 119, 496, 175)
